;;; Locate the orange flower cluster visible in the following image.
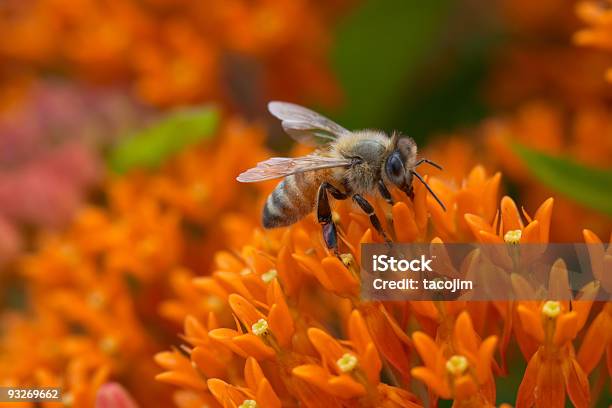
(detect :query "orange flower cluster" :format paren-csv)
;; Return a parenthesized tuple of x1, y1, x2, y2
(0, 114, 608, 406)
(0, 0, 349, 107)
(419, 2, 612, 246)
(155, 162, 612, 407)
(425, 103, 612, 244)
(0, 118, 272, 406)
(480, 101, 612, 242)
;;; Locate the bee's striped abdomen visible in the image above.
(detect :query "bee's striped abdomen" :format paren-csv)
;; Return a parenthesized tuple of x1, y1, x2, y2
(262, 173, 317, 228)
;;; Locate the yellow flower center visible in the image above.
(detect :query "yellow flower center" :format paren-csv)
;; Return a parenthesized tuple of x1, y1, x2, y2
(504, 229, 522, 244)
(62, 392, 74, 406)
(336, 353, 358, 373)
(190, 183, 209, 201)
(332, 211, 340, 223)
(446, 355, 468, 375)
(252, 318, 269, 336)
(60, 244, 79, 263)
(99, 336, 118, 354)
(542, 300, 561, 318)
(340, 253, 354, 266)
(206, 296, 223, 311)
(87, 291, 105, 309)
(261, 269, 278, 283)
(238, 400, 258, 408)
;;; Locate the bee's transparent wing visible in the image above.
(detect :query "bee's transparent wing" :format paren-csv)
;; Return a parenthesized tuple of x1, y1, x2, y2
(268, 101, 350, 146)
(237, 155, 351, 182)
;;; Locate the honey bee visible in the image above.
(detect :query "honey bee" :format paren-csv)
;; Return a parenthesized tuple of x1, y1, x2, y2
(237, 101, 445, 253)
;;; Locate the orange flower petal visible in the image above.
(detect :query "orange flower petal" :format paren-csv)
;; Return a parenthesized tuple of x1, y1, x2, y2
(516, 350, 540, 408)
(554, 311, 578, 346)
(548, 259, 571, 301)
(155, 371, 207, 391)
(411, 367, 451, 399)
(409, 301, 439, 321)
(348, 310, 372, 354)
(192, 277, 229, 300)
(377, 303, 413, 346)
(276, 244, 303, 296)
(244, 357, 264, 391)
(577, 310, 610, 374)
(533, 198, 553, 242)
(565, 358, 591, 408)
(232, 333, 275, 360)
(184, 315, 209, 342)
(392, 202, 419, 242)
(377, 383, 421, 407)
(327, 375, 366, 398)
(583, 229, 607, 285)
(292, 364, 332, 390)
(535, 359, 565, 407)
(520, 220, 540, 243)
(413, 331, 440, 370)
(228, 294, 265, 329)
(256, 378, 281, 408)
(511, 273, 537, 300)
(215, 251, 244, 271)
(501, 196, 523, 232)
(361, 343, 382, 384)
(517, 305, 544, 343)
(478, 230, 504, 244)
(476, 336, 498, 382)
(208, 328, 249, 358)
(307, 328, 344, 371)
(214, 271, 253, 300)
(207, 378, 247, 405)
(454, 312, 478, 354)
(191, 346, 226, 378)
(267, 281, 294, 347)
(321, 256, 359, 296)
(292, 254, 335, 291)
(464, 213, 495, 238)
(453, 375, 478, 401)
(361, 303, 411, 377)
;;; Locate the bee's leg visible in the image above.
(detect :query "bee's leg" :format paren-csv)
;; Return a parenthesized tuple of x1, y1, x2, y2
(352, 194, 391, 244)
(406, 185, 414, 201)
(316, 182, 347, 254)
(377, 180, 394, 205)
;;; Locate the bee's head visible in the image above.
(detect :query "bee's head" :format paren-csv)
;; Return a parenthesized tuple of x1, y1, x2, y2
(383, 132, 447, 211)
(384, 133, 417, 193)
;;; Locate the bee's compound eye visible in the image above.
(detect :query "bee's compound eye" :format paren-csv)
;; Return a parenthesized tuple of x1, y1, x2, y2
(386, 154, 404, 180)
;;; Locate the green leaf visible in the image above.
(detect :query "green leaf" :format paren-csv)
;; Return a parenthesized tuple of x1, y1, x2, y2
(331, 0, 451, 129)
(512, 143, 612, 215)
(108, 106, 219, 173)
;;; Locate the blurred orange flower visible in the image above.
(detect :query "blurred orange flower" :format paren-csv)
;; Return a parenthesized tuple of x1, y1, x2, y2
(0, 116, 271, 406)
(575, 0, 612, 81)
(0, 0, 349, 107)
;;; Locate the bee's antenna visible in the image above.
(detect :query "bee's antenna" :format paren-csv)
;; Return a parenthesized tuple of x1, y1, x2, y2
(415, 158, 443, 171)
(411, 170, 447, 212)
(390, 131, 400, 148)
